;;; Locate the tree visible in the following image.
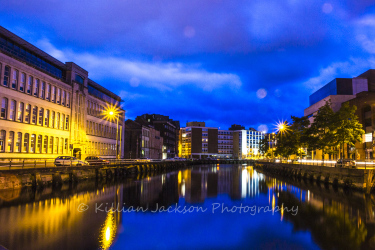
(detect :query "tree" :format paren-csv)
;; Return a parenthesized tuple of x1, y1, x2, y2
(274, 122, 298, 159)
(309, 101, 337, 160)
(335, 103, 365, 159)
(289, 115, 310, 159)
(259, 137, 269, 156)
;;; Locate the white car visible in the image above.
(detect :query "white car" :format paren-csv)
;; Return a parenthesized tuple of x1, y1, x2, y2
(54, 156, 89, 166)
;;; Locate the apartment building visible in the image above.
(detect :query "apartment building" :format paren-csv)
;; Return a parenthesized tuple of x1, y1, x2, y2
(0, 26, 125, 159)
(233, 128, 265, 159)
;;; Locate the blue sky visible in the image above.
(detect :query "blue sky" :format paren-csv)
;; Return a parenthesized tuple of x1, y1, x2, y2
(1, 0, 375, 131)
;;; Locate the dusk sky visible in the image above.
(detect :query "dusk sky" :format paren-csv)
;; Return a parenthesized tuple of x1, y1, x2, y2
(1, 0, 375, 132)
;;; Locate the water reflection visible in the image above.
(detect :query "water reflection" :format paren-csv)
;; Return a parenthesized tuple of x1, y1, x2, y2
(0, 164, 374, 249)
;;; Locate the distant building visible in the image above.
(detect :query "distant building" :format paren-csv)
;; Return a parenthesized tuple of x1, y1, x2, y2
(137, 114, 179, 159)
(228, 124, 245, 131)
(124, 119, 163, 159)
(0, 26, 125, 160)
(233, 129, 265, 159)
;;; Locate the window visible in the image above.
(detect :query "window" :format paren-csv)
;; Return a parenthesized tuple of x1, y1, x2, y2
(54, 137, 58, 154)
(64, 138, 68, 154)
(46, 83, 50, 100)
(51, 111, 55, 128)
(41, 81, 45, 99)
(60, 137, 63, 154)
(56, 112, 60, 129)
(49, 137, 53, 153)
(33, 79, 39, 97)
(27, 76, 32, 94)
(32, 106, 37, 124)
(56, 88, 61, 104)
(61, 114, 65, 130)
(11, 69, 18, 89)
(66, 92, 70, 107)
(7, 131, 14, 152)
(1, 98, 8, 119)
(45, 110, 49, 126)
(0, 130, 5, 152)
(51, 86, 56, 102)
(38, 108, 44, 125)
(20, 73, 25, 92)
(9, 100, 16, 121)
(25, 104, 31, 123)
(43, 136, 48, 153)
(15, 132, 22, 152)
(30, 134, 36, 153)
(65, 115, 69, 130)
(75, 74, 84, 84)
(23, 133, 29, 152)
(37, 135, 42, 153)
(62, 90, 66, 106)
(3, 66, 10, 87)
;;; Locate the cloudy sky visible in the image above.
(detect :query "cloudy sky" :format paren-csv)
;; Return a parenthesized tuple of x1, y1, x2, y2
(1, 0, 375, 132)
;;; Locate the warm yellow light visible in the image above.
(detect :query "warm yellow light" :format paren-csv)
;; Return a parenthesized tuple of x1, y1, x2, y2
(109, 111, 114, 116)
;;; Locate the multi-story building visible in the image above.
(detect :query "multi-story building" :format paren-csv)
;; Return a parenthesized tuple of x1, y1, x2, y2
(124, 119, 163, 159)
(233, 128, 265, 159)
(0, 26, 125, 160)
(218, 130, 233, 157)
(137, 114, 179, 159)
(304, 69, 375, 160)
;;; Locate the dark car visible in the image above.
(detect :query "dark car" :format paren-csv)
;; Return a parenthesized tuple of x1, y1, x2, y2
(85, 156, 110, 166)
(335, 159, 356, 168)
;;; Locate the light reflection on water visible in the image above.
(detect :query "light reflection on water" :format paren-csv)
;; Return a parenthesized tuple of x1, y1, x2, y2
(0, 164, 374, 249)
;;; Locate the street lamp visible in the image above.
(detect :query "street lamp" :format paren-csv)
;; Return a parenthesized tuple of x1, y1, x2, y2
(105, 106, 121, 159)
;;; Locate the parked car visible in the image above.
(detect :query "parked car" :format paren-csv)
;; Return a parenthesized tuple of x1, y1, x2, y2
(335, 159, 356, 168)
(136, 158, 151, 162)
(54, 156, 88, 166)
(85, 156, 110, 165)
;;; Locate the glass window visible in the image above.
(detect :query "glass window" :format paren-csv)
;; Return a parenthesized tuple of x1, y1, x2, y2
(15, 132, 22, 153)
(1, 98, 8, 119)
(62, 90, 66, 106)
(19, 73, 25, 92)
(33, 79, 39, 97)
(75, 74, 84, 84)
(59, 137, 63, 154)
(45, 110, 49, 127)
(43, 136, 48, 153)
(23, 133, 29, 152)
(51, 111, 55, 128)
(38, 108, 44, 125)
(61, 114, 65, 130)
(41, 81, 45, 99)
(54, 137, 58, 154)
(0, 130, 5, 152)
(27, 76, 32, 94)
(17, 102, 24, 122)
(56, 112, 60, 129)
(66, 92, 70, 107)
(64, 138, 68, 154)
(9, 100, 16, 121)
(25, 104, 31, 123)
(11, 69, 18, 89)
(7, 131, 14, 152)
(51, 86, 56, 102)
(30, 134, 36, 153)
(37, 135, 42, 153)
(32, 106, 37, 124)
(56, 88, 61, 104)
(65, 115, 69, 130)
(46, 83, 50, 100)
(3, 66, 10, 87)
(49, 137, 53, 154)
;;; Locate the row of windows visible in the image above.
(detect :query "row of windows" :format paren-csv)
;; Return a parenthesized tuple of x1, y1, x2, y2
(86, 141, 116, 156)
(218, 131, 233, 135)
(0, 35, 63, 79)
(0, 130, 68, 154)
(1, 64, 71, 107)
(0, 98, 69, 130)
(86, 121, 116, 139)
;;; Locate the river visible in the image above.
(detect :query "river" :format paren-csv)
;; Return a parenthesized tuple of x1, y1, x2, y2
(0, 163, 374, 249)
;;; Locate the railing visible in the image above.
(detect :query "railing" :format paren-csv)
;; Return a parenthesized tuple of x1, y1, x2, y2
(258, 159, 375, 169)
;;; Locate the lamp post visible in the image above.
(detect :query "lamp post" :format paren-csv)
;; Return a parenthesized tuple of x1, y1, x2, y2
(107, 109, 121, 160)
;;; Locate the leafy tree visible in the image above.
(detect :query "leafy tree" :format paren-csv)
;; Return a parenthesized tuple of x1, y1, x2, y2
(259, 137, 269, 156)
(274, 123, 298, 159)
(335, 103, 364, 159)
(289, 115, 310, 159)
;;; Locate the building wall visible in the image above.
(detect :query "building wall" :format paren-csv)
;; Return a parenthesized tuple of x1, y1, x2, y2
(207, 128, 218, 154)
(191, 127, 202, 154)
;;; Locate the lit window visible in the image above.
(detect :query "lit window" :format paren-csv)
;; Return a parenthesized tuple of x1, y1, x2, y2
(7, 131, 14, 152)
(16, 132, 22, 152)
(9, 100, 16, 121)
(1, 98, 8, 119)
(11, 69, 18, 89)
(0, 130, 5, 152)
(23, 133, 29, 153)
(19, 73, 25, 92)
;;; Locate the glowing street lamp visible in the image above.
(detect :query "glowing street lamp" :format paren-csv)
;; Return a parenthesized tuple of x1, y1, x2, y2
(105, 105, 122, 159)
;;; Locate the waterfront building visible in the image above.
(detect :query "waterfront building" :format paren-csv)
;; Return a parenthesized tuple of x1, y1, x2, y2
(124, 119, 163, 159)
(0, 26, 125, 159)
(137, 114, 179, 159)
(233, 128, 265, 159)
(304, 69, 375, 160)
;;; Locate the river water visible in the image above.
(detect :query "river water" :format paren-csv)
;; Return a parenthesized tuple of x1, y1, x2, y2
(0, 164, 374, 250)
